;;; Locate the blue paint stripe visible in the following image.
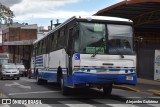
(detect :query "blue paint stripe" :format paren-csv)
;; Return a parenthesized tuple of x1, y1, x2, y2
(40, 70, 67, 72)
(36, 58, 43, 61)
(36, 58, 43, 60)
(36, 61, 42, 64)
(35, 61, 43, 64)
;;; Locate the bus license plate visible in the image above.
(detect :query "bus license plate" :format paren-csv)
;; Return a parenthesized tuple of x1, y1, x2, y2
(126, 76, 133, 80)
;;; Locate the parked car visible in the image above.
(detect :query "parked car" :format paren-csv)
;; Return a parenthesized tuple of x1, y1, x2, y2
(0, 63, 20, 80)
(16, 64, 27, 77)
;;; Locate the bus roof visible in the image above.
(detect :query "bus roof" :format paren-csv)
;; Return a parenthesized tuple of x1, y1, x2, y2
(33, 16, 133, 44)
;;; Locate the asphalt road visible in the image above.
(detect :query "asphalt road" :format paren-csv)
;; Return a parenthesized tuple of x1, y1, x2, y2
(0, 77, 159, 107)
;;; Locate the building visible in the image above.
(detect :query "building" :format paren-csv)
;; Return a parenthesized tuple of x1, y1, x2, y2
(2, 24, 37, 68)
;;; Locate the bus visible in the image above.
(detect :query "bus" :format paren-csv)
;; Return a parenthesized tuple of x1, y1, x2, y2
(31, 16, 137, 95)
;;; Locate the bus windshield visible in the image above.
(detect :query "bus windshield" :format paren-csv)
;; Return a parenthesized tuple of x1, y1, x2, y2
(74, 22, 134, 55)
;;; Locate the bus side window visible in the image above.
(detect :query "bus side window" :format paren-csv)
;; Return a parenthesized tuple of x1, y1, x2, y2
(50, 35, 54, 52)
(38, 42, 40, 55)
(47, 36, 51, 53)
(50, 33, 57, 52)
(68, 28, 74, 56)
(42, 39, 47, 54)
(57, 29, 65, 49)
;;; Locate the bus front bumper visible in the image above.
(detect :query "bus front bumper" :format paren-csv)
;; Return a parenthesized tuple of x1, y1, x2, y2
(73, 72, 137, 85)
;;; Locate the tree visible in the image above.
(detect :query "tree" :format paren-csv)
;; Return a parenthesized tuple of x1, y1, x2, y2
(0, 3, 14, 24)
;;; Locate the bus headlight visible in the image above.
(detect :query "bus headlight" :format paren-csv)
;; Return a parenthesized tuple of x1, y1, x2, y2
(81, 68, 85, 71)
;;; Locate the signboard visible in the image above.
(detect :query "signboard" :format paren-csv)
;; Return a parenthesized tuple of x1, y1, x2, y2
(86, 47, 104, 54)
(154, 50, 160, 81)
(74, 54, 80, 60)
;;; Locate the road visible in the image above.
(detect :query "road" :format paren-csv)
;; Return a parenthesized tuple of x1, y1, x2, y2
(0, 77, 159, 107)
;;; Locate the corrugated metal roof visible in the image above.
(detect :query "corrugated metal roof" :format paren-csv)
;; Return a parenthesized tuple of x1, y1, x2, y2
(95, 0, 160, 29)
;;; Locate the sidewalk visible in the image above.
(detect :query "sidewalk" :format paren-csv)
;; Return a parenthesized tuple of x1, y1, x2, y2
(113, 78, 160, 96)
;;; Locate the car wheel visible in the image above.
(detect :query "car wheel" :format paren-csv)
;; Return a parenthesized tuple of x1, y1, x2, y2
(17, 77, 20, 80)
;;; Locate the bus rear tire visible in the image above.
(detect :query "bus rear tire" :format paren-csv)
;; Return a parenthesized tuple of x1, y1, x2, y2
(103, 84, 112, 96)
(61, 77, 69, 95)
(36, 73, 47, 85)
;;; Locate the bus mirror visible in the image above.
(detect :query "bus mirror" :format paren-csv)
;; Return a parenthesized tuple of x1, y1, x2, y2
(135, 36, 143, 43)
(134, 36, 143, 51)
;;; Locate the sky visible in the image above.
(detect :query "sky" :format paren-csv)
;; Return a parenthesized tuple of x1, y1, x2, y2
(0, 0, 123, 29)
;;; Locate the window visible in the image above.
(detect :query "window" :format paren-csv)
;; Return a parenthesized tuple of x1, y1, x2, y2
(50, 32, 57, 52)
(37, 41, 43, 55)
(57, 29, 65, 49)
(46, 36, 51, 53)
(78, 22, 106, 54)
(107, 24, 134, 55)
(42, 39, 47, 54)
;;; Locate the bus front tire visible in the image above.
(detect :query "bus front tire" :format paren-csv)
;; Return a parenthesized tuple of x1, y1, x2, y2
(61, 77, 69, 95)
(103, 84, 112, 96)
(36, 74, 47, 85)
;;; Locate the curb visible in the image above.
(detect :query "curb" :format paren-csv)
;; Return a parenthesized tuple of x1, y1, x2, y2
(147, 89, 160, 96)
(153, 92, 160, 96)
(113, 85, 140, 92)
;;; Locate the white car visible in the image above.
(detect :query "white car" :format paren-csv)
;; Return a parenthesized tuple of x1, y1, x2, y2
(16, 64, 27, 77)
(0, 63, 20, 80)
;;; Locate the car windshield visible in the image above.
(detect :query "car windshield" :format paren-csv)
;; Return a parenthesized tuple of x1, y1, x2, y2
(2, 64, 17, 69)
(74, 22, 134, 55)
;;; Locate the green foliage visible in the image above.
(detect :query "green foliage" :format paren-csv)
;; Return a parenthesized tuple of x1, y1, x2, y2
(0, 3, 14, 24)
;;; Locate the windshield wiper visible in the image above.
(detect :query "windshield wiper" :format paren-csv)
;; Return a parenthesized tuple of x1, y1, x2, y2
(115, 48, 124, 58)
(91, 38, 105, 57)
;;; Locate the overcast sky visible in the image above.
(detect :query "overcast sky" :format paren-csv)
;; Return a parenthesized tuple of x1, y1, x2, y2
(1, 0, 122, 29)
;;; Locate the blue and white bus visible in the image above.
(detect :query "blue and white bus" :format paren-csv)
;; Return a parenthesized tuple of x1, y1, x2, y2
(31, 16, 137, 95)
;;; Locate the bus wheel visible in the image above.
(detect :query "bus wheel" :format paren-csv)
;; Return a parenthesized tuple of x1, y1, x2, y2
(103, 84, 112, 96)
(61, 77, 69, 95)
(36, 73, 46, 85)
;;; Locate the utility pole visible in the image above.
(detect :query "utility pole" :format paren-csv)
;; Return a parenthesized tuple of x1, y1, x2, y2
(50, 20, 53, 30)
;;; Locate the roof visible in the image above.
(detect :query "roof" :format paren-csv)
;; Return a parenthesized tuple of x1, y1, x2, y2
(95, 0, 160, 30)
(33, 15, 133, 44)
